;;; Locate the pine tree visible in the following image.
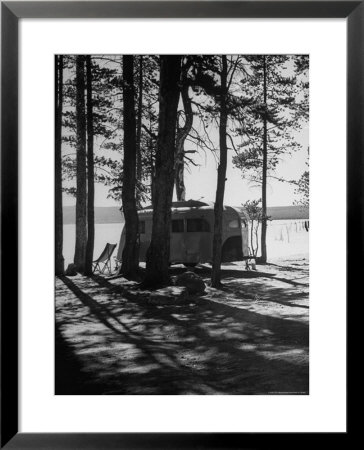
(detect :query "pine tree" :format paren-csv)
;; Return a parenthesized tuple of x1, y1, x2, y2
(144, 55, 182, 287)
(233, 55, 309, 263)
(186, 55, 252, 286)
(211, 55, 228, 287)
(175, 57, 194, 201)
(55, 55, 65, 275)
(74, 55, 87, 273)
(85, 55, 95, 276)
(136, 55, 143, 206)
(120, 55, 139, 277)
(61, 56, 123, 203)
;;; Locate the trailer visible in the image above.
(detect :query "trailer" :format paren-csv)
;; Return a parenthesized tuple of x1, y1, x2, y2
(117, 200, 251, 267)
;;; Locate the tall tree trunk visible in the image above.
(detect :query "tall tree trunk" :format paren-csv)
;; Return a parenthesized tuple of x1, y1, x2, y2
(136, 55, 143, 207)
(175, 89, 193, 201)
(85, 55, 95, 276)
(55, 55, 65, 275)
(175, 64, 193, 201)
(144, 55, 181, 287)
(261, 55, 268, 264)
(148, 133, 156, 204)
(211, 55, 228, 288)
(121, 55, 139, 278)
(74, 55, 87, 273)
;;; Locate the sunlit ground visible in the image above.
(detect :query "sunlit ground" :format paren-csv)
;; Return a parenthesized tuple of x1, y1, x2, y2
(55, 256, 309, 395)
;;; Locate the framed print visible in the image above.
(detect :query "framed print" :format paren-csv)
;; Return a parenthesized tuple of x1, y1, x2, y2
(1, 0, 358, 448)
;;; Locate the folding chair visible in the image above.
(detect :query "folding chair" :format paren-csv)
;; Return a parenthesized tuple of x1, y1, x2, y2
(92, 243, 117, 274)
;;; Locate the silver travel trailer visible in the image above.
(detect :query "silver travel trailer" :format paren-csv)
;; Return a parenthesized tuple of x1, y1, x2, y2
(117, 200, 250, 266)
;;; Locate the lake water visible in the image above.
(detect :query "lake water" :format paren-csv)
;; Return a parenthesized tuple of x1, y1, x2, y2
(63, 223, 123, 269)
(63, 219, 308, 267)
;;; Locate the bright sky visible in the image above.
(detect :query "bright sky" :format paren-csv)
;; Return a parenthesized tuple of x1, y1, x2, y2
(63, 131, 308, 208)
(63, 55, 309, 209)
(183, 126, 308, 207)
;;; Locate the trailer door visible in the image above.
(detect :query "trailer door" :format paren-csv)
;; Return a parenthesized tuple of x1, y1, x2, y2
(170, 218, 186, 263)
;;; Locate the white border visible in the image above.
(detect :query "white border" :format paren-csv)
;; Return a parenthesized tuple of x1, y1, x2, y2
(20, 18, 346, 432)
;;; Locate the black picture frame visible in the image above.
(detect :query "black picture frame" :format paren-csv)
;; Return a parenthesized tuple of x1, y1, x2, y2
(1, 1, 357, 448)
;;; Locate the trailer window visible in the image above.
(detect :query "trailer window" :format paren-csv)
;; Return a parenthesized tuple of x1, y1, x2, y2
(228, 220, 239, 229)
(172, 219, 184, 233)
(187, 218, 210, 232)
(139, 221, 145, 234)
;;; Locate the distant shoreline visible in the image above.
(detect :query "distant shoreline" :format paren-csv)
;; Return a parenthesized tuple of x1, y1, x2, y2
(63, 205, 309, 225)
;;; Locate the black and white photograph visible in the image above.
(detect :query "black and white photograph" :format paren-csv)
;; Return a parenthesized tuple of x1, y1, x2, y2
(55, 54, 309, 395)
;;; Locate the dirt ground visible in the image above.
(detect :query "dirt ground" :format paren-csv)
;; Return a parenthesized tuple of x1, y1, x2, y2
(55, 255, 309, 395)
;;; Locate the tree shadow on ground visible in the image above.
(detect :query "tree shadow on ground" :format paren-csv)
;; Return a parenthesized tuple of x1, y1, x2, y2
(113, 263, 307, 288)
(56, 273, 309, 395)
(55, 321, 103, 394)
(266, 262, 309, 272)
(173, 264, 308, 287)
(221, 283, 309, 310)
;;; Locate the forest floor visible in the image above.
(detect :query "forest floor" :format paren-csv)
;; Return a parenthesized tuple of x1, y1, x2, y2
(55, 254, 309, 395)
